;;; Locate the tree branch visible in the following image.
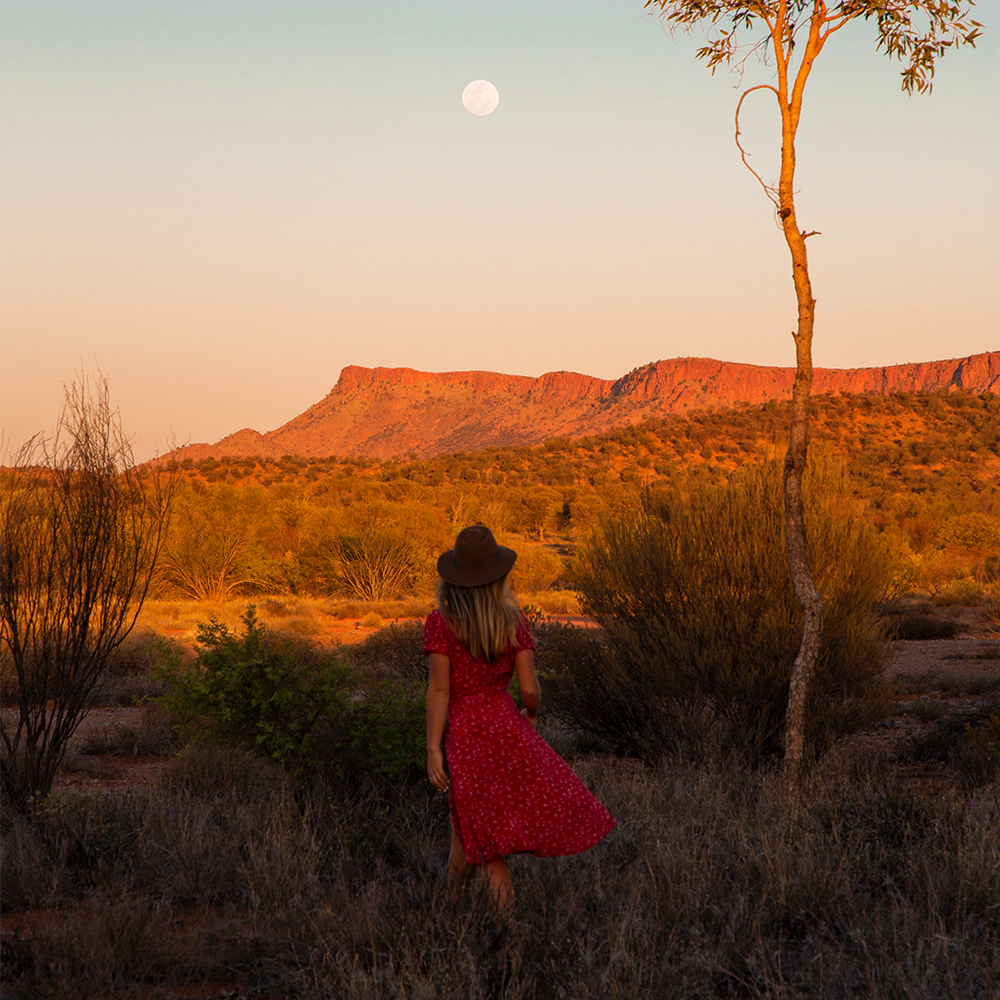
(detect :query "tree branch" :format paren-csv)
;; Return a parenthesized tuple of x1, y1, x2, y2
(735, 84, 782, 206)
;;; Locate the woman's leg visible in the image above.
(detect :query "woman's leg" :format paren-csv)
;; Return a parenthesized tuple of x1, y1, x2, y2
(483, 857, 513, 915)
(448, 819, 471, 904)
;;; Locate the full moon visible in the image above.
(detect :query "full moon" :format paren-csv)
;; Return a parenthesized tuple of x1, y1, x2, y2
(462, 80, 499, 116)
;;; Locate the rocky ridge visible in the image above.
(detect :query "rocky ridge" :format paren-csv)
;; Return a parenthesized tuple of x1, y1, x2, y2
(169, 351, 999, 461)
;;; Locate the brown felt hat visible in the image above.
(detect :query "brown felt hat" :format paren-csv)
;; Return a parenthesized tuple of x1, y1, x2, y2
(437, 525, 516, 587)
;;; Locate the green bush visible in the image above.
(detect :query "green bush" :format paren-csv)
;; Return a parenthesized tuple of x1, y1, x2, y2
(569, 460, 897, 765)
(158, 607, 425, 787)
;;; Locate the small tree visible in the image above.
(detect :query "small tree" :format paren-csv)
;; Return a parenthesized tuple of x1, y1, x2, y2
(161, 482, 272, 601)
(644, 0, 981, 793)
(324, 503, 418, 602)
(0, 374, 172, 810)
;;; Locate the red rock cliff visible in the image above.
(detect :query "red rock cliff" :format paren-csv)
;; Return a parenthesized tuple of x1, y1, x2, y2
(167, 352, 999, 461)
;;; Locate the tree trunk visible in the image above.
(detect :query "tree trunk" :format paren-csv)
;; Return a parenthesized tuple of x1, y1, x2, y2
(776, 54, 824, 797)
(781, 271, 824, 797)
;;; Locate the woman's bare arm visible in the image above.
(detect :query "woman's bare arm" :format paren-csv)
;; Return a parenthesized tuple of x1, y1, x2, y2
(514, 649, 541, 729)
(426, 652, 450, 790)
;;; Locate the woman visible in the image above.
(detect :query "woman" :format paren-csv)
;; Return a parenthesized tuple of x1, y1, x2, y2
(425, 525, 615, 912)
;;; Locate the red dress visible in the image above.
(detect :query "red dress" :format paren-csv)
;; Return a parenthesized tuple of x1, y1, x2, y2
(424, 610, 616, 864)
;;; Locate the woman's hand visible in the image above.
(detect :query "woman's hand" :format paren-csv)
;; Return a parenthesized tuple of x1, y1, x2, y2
(520, 707, 537, 731)
(427, 748, 449, 791)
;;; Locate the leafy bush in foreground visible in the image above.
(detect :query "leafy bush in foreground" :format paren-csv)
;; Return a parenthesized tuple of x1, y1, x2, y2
(158, 607, 424, 786)
(566, 460, 897, 765)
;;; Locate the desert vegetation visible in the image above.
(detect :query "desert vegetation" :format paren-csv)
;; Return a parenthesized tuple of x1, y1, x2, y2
(147, 391, 999, 613)
(0, 375, 172, 809)
(1, 617, 998, 998)
(3, 388, 998, 996)
(552, 460, 897, 766)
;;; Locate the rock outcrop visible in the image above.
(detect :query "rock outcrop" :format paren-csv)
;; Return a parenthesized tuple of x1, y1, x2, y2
(168, 352, 999, 461)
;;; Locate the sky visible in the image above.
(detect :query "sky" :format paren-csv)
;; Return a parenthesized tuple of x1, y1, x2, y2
(2, 0, 998, 462)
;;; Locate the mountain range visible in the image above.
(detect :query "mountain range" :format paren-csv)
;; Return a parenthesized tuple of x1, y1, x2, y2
(168, 352, 999, 461)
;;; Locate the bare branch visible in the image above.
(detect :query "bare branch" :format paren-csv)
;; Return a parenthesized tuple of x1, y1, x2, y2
(735, 84, 782, 206)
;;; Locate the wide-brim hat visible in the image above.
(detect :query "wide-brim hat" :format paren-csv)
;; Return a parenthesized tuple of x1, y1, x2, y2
(437, 525, 516, 587)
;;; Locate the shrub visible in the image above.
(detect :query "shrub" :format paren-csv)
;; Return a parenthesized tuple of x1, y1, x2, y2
(961, 711, 1000, 788)
(885, 614, 964, 640)
(86, 632, 183, 707)
(570, 460, 897, 765)
(509, 544, 565, 593)
(522, 590, 582, 615)
(156, 742, 286, 802)
(908, 701, 1000, 788)
(352, 621, 427, 680)
(326, 524, 416, 601)
(102, 629, 178, 677)
(157, 606, 425, 788)
(932, 576, 988, 607)
(76, 702, 175, 757)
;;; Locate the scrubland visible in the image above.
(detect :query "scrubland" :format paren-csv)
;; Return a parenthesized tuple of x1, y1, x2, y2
(2, 732, 998, 999)
(150, 391, 999, 607)
(3, 610, 999, 1000)
(3, 390, 999, 997)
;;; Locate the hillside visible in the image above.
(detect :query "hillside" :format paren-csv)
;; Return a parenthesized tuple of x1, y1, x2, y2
(167, 352, 999, 461)
(160, 391, 1000, 600)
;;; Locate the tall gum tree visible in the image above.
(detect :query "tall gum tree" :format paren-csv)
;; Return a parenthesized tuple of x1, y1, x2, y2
(643, 0, 982, 795)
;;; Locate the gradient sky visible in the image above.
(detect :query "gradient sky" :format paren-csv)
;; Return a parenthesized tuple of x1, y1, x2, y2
(3, 0, 998, 461)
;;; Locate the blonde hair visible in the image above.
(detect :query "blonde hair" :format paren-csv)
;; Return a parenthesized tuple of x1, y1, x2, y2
(436, 574, 522, 662)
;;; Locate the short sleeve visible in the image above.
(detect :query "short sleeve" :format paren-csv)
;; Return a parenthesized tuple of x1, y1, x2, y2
(423, 610, 451, 656)
(513, 616, 536, 654)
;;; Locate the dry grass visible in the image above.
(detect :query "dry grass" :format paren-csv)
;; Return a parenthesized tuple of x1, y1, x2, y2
(320, 597, 435, 621)
(138, 593, 579, 642)
(3, 606, 998, 997)
(2, 740, 998, 999)
(138, 597, 335, 639)
(895, 663, 1000, 698)
(520, 589, 581, 615)
(74, 702, 176, 757)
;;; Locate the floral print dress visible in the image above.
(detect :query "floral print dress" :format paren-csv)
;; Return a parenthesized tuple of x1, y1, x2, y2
(424, 610, 616, 864)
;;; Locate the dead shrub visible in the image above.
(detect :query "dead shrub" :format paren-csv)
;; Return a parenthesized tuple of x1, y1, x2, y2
(907, 701, 1000, 788)
(7, 893, 180, 999)
(259, 596, 295, 618)
(155, 742, 286, 803)
(896, 697, 952, 723)
(901, 663, 1000, 698)
(88, 673, 169, 708)
(101, 629, 176, 677)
